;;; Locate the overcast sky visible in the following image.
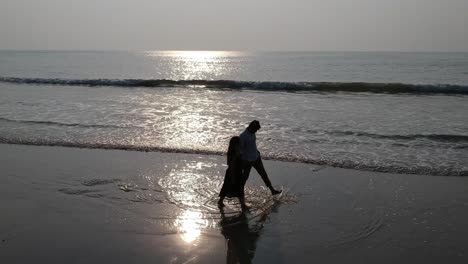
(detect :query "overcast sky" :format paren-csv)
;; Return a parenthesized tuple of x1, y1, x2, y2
(1, 0, 467, 51)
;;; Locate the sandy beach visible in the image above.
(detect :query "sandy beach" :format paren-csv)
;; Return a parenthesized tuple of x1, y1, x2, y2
(1, 144, 468, 263)
(2, 0, 468, 262)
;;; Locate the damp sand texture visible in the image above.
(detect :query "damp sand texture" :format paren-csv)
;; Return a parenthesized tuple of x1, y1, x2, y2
(2, 144, 468, 263)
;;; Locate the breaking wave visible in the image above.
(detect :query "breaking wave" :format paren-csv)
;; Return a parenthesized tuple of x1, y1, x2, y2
(1, 77, 468, 95)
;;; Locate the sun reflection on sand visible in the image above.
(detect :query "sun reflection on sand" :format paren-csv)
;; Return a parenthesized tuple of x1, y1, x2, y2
(175, 209, 209, 244)
(158, 160, 222, 244)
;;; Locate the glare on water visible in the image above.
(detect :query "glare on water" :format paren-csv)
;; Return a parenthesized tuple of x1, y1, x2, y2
(145, 50, 241, 80)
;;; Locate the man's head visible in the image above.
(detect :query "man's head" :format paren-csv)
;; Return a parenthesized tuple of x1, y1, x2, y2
(247, 120, 261, 133)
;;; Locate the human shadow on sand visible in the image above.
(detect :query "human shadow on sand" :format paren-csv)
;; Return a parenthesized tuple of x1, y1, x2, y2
(219, 200, 281, 264)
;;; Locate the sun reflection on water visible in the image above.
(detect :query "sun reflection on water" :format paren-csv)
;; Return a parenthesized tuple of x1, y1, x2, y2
(165, 110, 219, 149)
(165, 50, 232, 60)
(145, 50, 241, 80)
(147, 50, 241, 59)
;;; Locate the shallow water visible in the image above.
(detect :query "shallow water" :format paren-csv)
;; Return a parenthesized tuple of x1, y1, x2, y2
(1, 51, 467, 176)
(0, 83, 466, 176)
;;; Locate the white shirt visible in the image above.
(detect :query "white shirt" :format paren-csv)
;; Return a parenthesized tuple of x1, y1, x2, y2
(240, 129, 260, 162)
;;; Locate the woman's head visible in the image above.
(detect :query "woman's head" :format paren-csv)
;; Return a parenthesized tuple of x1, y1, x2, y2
(228, 136, 240, 151)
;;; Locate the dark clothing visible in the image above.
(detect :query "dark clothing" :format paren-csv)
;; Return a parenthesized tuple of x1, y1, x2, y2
(241, 157, 272, 188)
(219, 154, 245, 198)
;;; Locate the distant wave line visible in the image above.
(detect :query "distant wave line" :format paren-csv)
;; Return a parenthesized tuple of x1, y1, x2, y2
(1, 77, 468, 95)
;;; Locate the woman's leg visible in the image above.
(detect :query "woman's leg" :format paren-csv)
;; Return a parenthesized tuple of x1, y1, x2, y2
(218, 168, 231, 207)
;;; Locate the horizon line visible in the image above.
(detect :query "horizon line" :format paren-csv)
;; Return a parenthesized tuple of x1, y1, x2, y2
(1, 49, 468, 53)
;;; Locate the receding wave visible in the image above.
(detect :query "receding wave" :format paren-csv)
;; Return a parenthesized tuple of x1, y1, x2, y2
(0, 136, 224, 156)
(0, 117, 124, 129)
(330, 130, 468, 143)
(0, 136, 466, 176)
(1, 77, 468, 95)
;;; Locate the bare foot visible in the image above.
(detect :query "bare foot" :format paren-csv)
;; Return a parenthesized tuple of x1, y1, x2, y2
(271, 189, 282, 195)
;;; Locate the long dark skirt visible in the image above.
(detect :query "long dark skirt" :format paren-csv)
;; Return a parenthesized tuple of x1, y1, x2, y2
(219, 166, 245, 198)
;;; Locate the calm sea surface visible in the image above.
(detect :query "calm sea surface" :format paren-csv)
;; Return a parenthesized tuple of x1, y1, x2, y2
(0, 51, 467, 175)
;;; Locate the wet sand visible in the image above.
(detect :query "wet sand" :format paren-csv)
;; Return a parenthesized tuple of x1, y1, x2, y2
(1, 144, 468, 263)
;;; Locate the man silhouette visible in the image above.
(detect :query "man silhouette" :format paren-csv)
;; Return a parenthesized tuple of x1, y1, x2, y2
(240, 120, 282, 195)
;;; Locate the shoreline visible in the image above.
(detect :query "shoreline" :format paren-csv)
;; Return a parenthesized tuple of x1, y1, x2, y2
(2, 144, 468, 263)
(0, 141, 464, 177)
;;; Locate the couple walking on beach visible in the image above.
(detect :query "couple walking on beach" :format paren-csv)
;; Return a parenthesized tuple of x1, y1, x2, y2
(218, 120, 282, 209)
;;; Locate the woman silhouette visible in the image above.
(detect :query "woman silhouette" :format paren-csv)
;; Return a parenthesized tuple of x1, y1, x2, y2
(218, 136, 247, 209)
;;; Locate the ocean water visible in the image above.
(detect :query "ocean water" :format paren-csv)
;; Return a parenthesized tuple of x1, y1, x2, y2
(0, 50, 467, 176)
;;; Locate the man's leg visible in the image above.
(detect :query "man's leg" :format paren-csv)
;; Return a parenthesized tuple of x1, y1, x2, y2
(252, 158, 282, 195)
(252, 158, 273, 188)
